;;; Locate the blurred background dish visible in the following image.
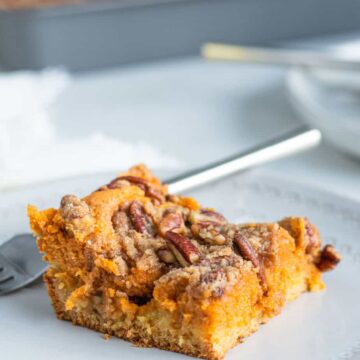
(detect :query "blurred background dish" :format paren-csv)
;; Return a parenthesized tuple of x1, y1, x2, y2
(2, 0, 360, 71)
(202, 39, 360, 159)
(285, 31, 360, 161)
(287, 65, 360, 159)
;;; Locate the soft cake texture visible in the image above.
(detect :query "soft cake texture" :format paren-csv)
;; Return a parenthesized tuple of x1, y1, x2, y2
(28, 164, 340, 360)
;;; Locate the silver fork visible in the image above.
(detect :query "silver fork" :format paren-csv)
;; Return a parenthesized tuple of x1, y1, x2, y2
(0, 127, 321, 295)
(0, 234, 47, 295)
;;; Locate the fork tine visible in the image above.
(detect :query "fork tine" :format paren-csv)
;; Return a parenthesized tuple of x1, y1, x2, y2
(0, 276, 19, 295)
(0, 271, 31, 295)
(0, 254, 17, 281)
(0, 252, 30, 295)
(0, 266, 16, 283)
(0, 275, 14, 284)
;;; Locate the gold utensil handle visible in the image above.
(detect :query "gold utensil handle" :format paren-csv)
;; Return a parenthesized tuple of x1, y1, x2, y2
(202, 43, 360, 70)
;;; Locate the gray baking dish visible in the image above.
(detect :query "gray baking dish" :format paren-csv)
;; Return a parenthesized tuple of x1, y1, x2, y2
(1, 0, 360, 72)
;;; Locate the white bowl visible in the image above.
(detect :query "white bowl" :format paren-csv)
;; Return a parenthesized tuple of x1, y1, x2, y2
(286, 66, 360, 158)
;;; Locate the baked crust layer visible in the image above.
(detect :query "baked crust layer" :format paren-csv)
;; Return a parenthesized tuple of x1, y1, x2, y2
(28, 164, 340, 360)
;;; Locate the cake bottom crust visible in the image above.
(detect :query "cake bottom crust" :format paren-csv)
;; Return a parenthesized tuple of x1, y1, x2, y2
(44, 255, 322, 360)
(45, 274, 231, 360)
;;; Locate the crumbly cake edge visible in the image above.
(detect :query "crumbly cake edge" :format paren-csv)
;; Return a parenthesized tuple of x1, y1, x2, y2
(45, 273, 234, 360)
(44, 268, 311, 360)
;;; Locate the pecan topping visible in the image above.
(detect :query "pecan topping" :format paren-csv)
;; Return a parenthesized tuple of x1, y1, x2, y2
(107, 176, 147, 192)
(234, 233, 260, 267)
(189, 209, 227, 226)
(191, 223, 226, 245)
(234, 232, 267, 290)
(145, 186, 165, 205)
(166, 244, 189, 267)
(165, 231, 200, 266)
(317, 244, 341, 272)
(128, 201, 153, 235)
(201, 268, 226, 298)
(60, 195, 91, 220)
(159, 212, 183, 236)
(112, 210, 131, 233)
(114, 175, 148, 186)
(199, 255, 237, 268)
(200, 209, 227, 223)
(108, 176, 164, 204)
(157, 248, 177, 264)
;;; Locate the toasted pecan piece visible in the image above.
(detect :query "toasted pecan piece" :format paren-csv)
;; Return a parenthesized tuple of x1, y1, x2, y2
(165, 231, 201, 266)
(128, 201, 153, 235)
(234, 232, 267, 290)
(189, 209, 227, 226)
(109, 175, 165, 204)
(317, 244, 341, 272)
(158, 212, 184, 236)
(191, 223, 226, 245)
(157, 248, 177, 264)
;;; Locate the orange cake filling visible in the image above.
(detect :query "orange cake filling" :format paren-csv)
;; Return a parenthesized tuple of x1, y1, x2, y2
(28, 164, 340, 360)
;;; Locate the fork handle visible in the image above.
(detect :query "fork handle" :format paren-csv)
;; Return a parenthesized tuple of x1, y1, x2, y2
(166, 127, 321, 194)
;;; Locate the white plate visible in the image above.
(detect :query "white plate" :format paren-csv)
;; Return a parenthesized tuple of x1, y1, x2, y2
(1, 170, 360, 360)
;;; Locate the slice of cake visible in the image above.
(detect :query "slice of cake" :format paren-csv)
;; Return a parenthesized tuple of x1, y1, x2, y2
(28, 164, 340, 360)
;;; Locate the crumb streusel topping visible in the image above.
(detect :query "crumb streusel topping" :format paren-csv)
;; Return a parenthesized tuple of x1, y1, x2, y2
(29, 164, 339, 310)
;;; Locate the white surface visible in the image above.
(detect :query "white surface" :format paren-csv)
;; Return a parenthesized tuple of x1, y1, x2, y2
(1, 58, 359, 199)
(1, 171, 359, 360)
(45, 57, 360, 201)
(0, 68, 180, 190)
(287, 66, 360, 158)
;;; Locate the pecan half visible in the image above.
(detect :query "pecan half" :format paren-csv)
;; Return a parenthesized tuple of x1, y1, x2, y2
(115, 176, 148, 186)
(107, 176, 148, 192)
(109, 176, 164, 204)
(157, 248, 177, 264)
(191, 223, 226, 245)
(317, 244, 341, 272)
(234, 233, 260, 267)
(165, 231, 200, 266)
(146, 186, 165, 205)
(200, 209, 227, 223)
(128, 201, 153, 235)
(166, 244, 189, 267)
(234, 232, 267, 290)
(189, 209, 227, 226)
(158, 212, 184, 236)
